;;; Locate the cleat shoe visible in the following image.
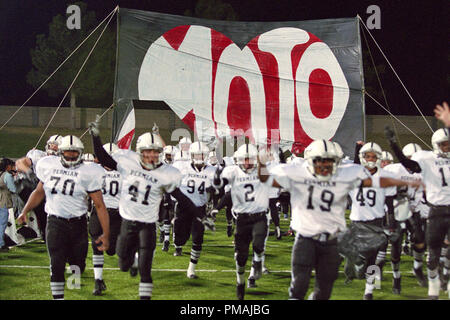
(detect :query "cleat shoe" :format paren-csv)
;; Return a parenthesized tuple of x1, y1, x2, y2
(363, 293, 373, 300)
(276, 226, 282, 240)
(413, 268, 428, 287)
(162, 240, 170, 252)
(227, 225, 233, 237)
(253, 261, 262, 280)
(187, 269, 198, 279)
(392, 277, 401, 295)
(262, 266, 270, 275)
(173, 247, 182, 256)
(307, 292, 316, 300)
(130, 266, 138, 277)
(247, 277, 257, 288)
(211, 209, 218, 222)
(92, 279, 106, 296)
(428, 277, 440, 299)
(236, 283, 245, 300)
(203, 217, 216, 232)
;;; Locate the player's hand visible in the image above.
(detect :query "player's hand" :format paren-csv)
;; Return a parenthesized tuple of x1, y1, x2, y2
(434, 101, 450, 127)
(95, 234, 110, 252)
(356, 140, 365, 146)
(152, 122, 159, 135)
(88, 115, 101, 137)
(17, 211, 28, 225)
(258, 147, 271, 165)
(384, 126, 396, 144)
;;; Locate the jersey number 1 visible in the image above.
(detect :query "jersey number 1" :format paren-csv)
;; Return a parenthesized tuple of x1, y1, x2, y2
(439, 167, 449, 187)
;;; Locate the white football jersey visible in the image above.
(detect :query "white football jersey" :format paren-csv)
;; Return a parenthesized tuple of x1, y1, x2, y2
(349, 168, 396, 221)
(411, 150, 450, 206)
(173, 161, 215, 207)
(221, 165, 273, 214)
(271, 162, 371, 237)
(222, 156, 235, 193)
(35, 156, 105, 219)
(26, 149, 47, 172)
(113, 150, 181, 223)
(267, 160, 281, 199)
(101, 168, 122, 209)
(384, 163, 422, 221)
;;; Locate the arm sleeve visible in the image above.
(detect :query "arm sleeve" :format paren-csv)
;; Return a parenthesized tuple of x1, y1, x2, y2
(170, 188, 198, 214)
(389, 140, 421, 173)
(354, 144, 362, 164)
(92, 135, 117, 171)
(270, 164, 291, 190)
(385, 195, 395, 227)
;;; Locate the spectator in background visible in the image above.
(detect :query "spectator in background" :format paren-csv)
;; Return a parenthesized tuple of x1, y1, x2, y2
(2, 158, 23, 218)
(0, 158, 14, 251)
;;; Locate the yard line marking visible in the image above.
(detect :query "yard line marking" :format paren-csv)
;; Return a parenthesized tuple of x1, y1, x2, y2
(0, 265, 416, 274)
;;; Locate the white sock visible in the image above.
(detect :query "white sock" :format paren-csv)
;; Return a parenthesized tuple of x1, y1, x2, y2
(132, 252, 138, 268)
(236, 262, 245, 284)
(92, 254, 104, 280)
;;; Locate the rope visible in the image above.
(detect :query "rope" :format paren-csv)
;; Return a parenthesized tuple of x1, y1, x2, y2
(0, 6, 119, 131)
(33, 7, 118, 150)
(79, 103, 114, 139)
(358, 16, 434, 133)
(361, 25, 402, 146)
(365, 91, 431, 149)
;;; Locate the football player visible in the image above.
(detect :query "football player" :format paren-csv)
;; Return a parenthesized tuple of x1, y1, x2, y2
(89, 143, 123, 296)
(213, 143, 274, 300)
(383, 142, 427, 292)
(89, 120, 198, 300)
(380, 151, 394, 168)
(172, 141, 216, 278)
(159, 145, 178, 252)
(349, 142, 396, 300)
(15, 134, 63, 241)
(259, 139, 422, 300)
(17, 135, 110, 300)
(174, 137, 192, 163)
(386, 126, 450, 299)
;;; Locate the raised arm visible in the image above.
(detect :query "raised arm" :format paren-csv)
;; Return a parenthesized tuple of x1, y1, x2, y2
(89, 117, 117, 170)
(384, 126, 421, 173)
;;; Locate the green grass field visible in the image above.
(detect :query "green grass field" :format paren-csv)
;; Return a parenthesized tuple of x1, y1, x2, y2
(0, 211, 448, 301)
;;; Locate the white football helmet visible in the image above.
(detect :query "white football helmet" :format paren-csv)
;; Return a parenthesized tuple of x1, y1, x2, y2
(235, 143, 258, 173)
(208, 151, 218, 165)
(431, 128, 450, 158)
(179, 137, 192, 152)
(359, 142, 382, 169)
(103, 143, 119, 156)
(402, 143, 422, 158)
(59, 135, 84, 168)
(46, 134, 62, 156)
(82, 153, 95, 162)
(135, 132, 164, 170)
(381, 150, 394, 162)
(304, 139, 340, 181)
(331, 141, 344, 165)
(162, 145, 177, 164)
(189, 141, 209, 166)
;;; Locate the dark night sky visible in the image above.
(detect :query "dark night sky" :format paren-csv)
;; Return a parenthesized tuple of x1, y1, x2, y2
(0, 0, 448, 115)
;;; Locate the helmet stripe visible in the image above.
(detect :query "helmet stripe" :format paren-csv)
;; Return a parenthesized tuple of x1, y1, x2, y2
(323, 140, 327, 152)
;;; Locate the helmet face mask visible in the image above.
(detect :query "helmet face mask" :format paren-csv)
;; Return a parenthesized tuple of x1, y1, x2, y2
(359, 142, 382, 170)
(304, 140, 340, 181)
(59, 135, 84, 168)
(235, 143, 258, 173)
(46, 135, 62, 156)
(136, 133, 163, 170)
(163, 145, 177, 164)
(432, 128, 450, 158)
(189, 142, 209, 167)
